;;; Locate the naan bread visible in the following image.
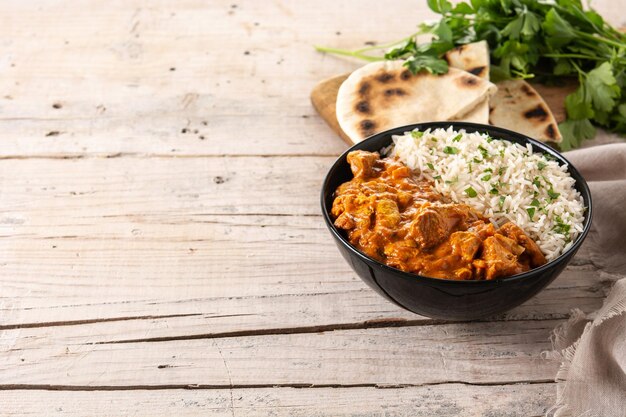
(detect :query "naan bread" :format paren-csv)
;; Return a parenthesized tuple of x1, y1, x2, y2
(445, 40, 490, 81)
(447, 41, 491, 124)
(490, 80, 562, 143)
(454, 100, 490, 123)
(336, 60, 497, 143)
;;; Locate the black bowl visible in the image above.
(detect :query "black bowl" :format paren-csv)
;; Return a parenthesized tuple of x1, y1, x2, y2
(321, 122, 593, 320)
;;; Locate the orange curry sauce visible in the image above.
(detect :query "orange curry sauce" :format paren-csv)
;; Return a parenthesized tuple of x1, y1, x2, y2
(331, 150, 547, 280)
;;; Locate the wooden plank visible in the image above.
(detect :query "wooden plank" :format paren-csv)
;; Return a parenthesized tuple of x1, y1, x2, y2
(0, 156, 332, 217)
(0, 320, 559, 386)
(0, 383, 555, 416)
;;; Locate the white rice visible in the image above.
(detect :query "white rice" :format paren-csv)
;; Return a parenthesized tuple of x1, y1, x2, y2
(385, 127, 585, 261)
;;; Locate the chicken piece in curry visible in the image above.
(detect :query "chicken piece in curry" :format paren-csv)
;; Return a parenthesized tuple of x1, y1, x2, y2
(331, 150, 547, 280)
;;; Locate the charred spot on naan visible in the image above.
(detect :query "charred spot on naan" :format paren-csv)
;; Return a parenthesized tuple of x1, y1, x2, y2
(521, 84, 537, 97)
(376, 72, 395, 83)
(359, 119, 377, 137)
(355, 100, 370, 114)
(384, 88, 407, 97)
(358, 81, 371, 97)
(524, 105, 549, 122)
(545, 124, 557, 140)
(468, 66, 487, 77)
(457, 75, 480, 87)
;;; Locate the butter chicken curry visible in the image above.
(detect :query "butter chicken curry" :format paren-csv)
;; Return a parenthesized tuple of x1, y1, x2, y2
(331, 150, 547, 280)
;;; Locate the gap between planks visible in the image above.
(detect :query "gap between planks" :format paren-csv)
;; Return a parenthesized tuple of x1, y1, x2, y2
(0, 379, 556, 391)
(1, 313, 574, 343)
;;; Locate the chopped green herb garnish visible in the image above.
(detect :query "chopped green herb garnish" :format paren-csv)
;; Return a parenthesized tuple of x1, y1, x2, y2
(478, 145, 489, 159)
(431, 137, 438, 142)
(411, 130, 424, 139)
(465, 187, 478, 198)
(532, 177, 542, 188)
(499, 196, 506, 209)
(553, 216, 571, 235)
(498, 167, 505, 176)
(481, 174, 492, 182)
(445, 176, 458, 184)
(473, 157, 482, 163)
(547, 189, 560, 200)
(485, 136, 493, 143)
(433, 175, 441, 180)
(538, 161, 547, 171)
(426, 162, 434, 170)
(483, 168, 493, 173)
(452, 133, 462, 142)
(526, 207, 536, 219)
(443, 146, 459, 154)
(489, 188, 499, 195)
(531, 198, 541, 207)
(468, 163, 473, 173)
(542, 176, 553, 187)
(499, 149, 505, 157)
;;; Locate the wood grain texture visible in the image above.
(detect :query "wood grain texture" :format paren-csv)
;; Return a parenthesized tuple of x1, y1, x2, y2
(1, 384, 554, 416)
(1, 0, 625, 415)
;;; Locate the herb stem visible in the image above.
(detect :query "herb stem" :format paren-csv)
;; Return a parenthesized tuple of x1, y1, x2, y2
(313, 45, 383, 62)
(575, 31, 626, 49)
(353, 31, 422, 54)
(543, 53, 600, 60)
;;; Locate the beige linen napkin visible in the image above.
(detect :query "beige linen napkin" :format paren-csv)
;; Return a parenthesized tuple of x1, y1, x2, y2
(544, 143, 626, 417)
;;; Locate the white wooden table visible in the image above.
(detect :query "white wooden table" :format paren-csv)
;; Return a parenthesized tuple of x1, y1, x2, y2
(0, 1, 624, 415)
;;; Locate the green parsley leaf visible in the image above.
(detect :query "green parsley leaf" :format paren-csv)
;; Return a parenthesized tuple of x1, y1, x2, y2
(526, 207, 536, 219)
(404, 54, 449, 75)
(565, 87, 594, 120)
(443, 146, 460, 154)
(537, 161, 547, 171)
(559, 119, 596, 151)
(543, 9, 576, 48)
(427, 0, 452, 13)
(481, 174, 492, 181)
(411, 130, 424, 139)
(501, 15, 524, 40)
(521, 11, 541, 38)
(585, 62, 620, 113)
(452, 133, 463, 142)
(531, 198, 541, 207)
(477, 145, 489, 159)
(490, 188, 499, 195)
(465, 186, 478, 197)
(427, 162, 435, 170)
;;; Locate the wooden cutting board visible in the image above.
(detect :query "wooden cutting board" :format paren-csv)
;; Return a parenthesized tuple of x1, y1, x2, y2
(311, 73, 577, 146)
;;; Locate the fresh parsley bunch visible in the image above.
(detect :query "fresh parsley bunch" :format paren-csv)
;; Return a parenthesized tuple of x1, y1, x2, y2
(316, 0, 626, 149)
